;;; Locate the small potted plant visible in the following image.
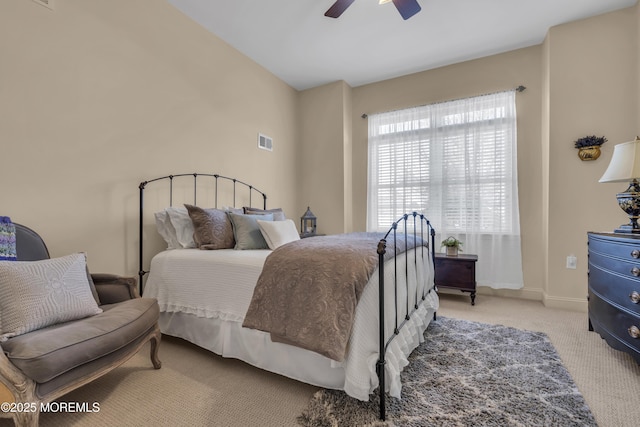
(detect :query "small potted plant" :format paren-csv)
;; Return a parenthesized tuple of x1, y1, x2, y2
(574, 135, 607, 161)
(441, 236, 463, 257)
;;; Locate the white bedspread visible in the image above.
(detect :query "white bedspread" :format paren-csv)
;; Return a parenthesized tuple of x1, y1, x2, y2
(143, 247, 439, 401)
(143, 249, 270, 321)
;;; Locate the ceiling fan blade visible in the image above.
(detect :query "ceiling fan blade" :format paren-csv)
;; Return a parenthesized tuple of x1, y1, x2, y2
(392, 0, 421, 20)
(325, 0, 356, 18)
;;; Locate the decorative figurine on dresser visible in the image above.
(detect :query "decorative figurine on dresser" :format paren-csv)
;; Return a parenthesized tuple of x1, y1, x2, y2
(588, 136, 640, 364)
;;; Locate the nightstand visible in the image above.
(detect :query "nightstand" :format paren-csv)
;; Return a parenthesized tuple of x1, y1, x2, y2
(434, 253, 478, 305)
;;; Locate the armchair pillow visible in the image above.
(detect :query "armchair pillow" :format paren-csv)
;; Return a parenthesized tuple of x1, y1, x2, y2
(0, 253, 102, 342)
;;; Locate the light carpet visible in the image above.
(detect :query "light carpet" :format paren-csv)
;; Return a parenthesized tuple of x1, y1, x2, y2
(298, 317, 597, 427)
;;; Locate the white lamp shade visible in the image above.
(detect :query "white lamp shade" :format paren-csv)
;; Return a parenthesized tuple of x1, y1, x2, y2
(599, 137, 640, 183)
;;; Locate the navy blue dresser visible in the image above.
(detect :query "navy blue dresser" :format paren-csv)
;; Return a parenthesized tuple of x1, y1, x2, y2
(588, 232, 640, 363)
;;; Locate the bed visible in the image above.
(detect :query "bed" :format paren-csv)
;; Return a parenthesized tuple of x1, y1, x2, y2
(138, 173, 439, 419)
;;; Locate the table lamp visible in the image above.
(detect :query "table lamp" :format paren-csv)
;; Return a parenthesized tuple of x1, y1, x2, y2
(599, 136, 640, 233)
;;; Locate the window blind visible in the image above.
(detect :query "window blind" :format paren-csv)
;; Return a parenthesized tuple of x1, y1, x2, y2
(367, 90, 524, 289)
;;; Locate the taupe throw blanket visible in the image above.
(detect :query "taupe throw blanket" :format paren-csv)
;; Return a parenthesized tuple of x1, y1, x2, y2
(242, 232, 426, 362)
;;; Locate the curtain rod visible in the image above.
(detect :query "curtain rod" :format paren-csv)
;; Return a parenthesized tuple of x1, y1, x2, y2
(360, 85, 526, 119)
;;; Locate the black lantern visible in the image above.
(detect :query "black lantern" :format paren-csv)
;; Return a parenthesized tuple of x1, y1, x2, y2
(300, 207, 317, 237)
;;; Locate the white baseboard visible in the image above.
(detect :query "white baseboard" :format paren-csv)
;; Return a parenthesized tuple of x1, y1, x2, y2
(475, 286, 588, 312)
(541, 293, 588, 312)
(476, 286, 543, 301)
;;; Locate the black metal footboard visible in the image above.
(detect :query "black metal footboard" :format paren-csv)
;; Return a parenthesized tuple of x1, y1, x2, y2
(376, 212, 436, 420)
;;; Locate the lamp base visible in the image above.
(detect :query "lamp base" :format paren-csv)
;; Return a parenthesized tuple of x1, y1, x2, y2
(615, 183, 640, 234)
(614, 224, 640, 234)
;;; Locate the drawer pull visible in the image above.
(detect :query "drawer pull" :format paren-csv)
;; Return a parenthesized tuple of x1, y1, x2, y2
(632, 267, 640, 277)
(629, 326, 640, 339)
(632, 250, 640, 259)
(631, 291, 640, 304)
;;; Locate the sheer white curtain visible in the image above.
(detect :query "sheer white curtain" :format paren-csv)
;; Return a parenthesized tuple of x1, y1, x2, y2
(367, 91, 524, 289)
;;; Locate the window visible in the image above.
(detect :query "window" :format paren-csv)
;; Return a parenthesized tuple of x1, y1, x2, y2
(367, 91, 523, 289)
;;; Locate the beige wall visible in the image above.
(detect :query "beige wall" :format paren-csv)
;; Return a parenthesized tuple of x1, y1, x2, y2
(299, 4, 639, 310)
(2, 0, 638, 310)
(0, 0, 299, 274)
(298, 81, 351, 235)
(543, 8, 638, 308)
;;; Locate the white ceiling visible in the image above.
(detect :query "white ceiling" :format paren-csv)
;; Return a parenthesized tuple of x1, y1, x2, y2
(167, 0, 637, 91)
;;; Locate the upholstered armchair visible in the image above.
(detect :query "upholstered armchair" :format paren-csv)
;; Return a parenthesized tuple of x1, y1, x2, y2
(0, 224, 161, 427)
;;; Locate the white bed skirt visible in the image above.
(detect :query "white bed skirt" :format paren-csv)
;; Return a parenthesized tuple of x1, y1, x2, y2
(158, 292, 438, 400)
(145, 248, 439, 400)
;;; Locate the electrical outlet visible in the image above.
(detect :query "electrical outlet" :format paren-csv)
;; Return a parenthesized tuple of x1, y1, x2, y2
(566, 255, 577, 269)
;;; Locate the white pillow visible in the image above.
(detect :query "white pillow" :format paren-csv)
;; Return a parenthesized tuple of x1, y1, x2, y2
(0, 253, 103, 342)
(154, 210, 181, 249)
(257, 219, 300, 250)
(153, 207, 198, 249)
(166, 207, 197, 249)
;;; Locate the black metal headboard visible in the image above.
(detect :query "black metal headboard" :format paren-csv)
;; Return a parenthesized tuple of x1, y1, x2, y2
(138, 173, 267, 292)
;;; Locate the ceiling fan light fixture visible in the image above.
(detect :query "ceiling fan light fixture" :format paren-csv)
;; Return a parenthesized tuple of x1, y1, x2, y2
(326, 0, 421, 20)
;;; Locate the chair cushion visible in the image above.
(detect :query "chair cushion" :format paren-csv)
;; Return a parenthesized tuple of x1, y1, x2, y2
(2, 298, 159, 383)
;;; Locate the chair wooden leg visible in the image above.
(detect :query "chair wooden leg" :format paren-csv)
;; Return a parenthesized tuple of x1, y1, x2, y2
(14, 409, 39, 427)
(150, 327, 162, 369)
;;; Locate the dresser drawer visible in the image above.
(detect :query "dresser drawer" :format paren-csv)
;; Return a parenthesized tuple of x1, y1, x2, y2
(589, 250, 640, 284)
(589, 292, 640, 359)
(589, 234, 640, 262)
(589, 264, 640, 315)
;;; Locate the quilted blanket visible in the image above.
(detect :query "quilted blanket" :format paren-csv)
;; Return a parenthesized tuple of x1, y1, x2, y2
(242, 232, 426, 361)
(0, 216, 17, 261)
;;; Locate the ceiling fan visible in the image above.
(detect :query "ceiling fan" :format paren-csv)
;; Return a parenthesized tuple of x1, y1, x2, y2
(325, 0, 422, 20)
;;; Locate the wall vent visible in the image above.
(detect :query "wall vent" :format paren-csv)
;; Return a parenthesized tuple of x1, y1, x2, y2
(258, 133, 273, 152)
(32, 0, 54, 10)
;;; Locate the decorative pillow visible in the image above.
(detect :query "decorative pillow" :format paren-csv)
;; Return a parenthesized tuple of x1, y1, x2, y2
(227, 212, 274, 250)
(185, 204, 236, 250)
(0, 253, 103, 342)
(257, 219, 301, 250)
(244, 207, 286, 221)
(0, 216, 17, 261)
(224, 207, 244, 215)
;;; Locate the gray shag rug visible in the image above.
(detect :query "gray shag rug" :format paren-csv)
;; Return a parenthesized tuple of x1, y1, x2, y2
(298, 317, 597, 427)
